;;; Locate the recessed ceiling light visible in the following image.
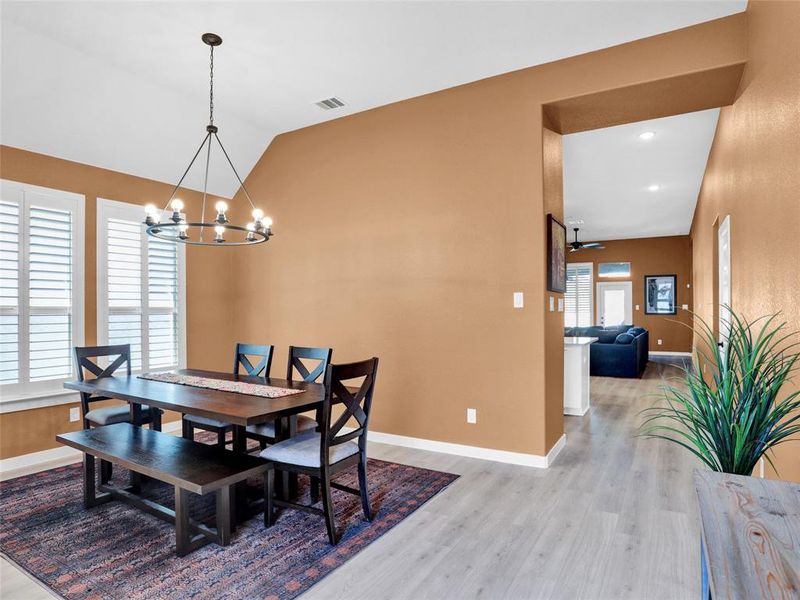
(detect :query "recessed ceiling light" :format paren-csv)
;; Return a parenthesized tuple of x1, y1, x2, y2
(639, 131, 656, 140)
(648, 184, 660, 192)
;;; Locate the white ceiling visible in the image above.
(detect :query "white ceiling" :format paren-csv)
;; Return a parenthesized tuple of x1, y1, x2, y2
(1, 1, 745, 198)
(563, 108, 720, 242)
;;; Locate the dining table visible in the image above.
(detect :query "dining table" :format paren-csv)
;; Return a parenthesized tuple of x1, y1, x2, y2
(63, 368, 327, 511)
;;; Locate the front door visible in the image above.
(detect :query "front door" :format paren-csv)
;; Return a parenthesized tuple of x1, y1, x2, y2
(596, 281, 633, 327)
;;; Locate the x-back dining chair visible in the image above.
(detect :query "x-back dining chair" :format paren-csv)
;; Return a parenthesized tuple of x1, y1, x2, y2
(75, 344, 160, 430)
(74, 344, 162, 481)
(181, 343, 273, 447)
(263, 356, 379, 545)
(245, 345, 333, 450)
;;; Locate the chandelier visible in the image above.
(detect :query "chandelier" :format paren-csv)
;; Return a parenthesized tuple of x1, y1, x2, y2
(144, 33, 272, 246)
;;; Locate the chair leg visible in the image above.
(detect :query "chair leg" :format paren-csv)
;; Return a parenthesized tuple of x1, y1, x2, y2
(217, 428, 226, 448)
(152, 408, 162, 431)
(320, 469, 338, 545)
(357, 452, 372, 521)
(182, 420, 194, 441)
(100, 459, 113, 484)
(310, 476, 320, 504)
(264, 468, 275, 527)
(259, 440, 267, 451)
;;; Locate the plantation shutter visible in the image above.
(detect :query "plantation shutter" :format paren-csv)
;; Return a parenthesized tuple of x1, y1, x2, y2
(0, 181, 84, 397)
(0, 201, 20, 384)
(106, 218, 144, 369)
(147, 236, 179, 370)
(28, 203, 74, 381)
(565, 263, 593, 327)
(100, 199, 183, 373)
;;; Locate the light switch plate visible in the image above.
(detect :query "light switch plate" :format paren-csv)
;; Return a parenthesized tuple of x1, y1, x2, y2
(69, 407, 80, 422)
(549, 296, 554, 312)
(558, 298, 564, 312)
(513, 292, 524, 308)
(467, 408, 477, 424)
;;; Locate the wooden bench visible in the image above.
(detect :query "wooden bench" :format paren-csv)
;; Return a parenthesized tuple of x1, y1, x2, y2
(57, 422, 269, 556)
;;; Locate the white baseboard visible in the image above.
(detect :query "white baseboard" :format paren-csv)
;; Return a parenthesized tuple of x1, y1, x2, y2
(649, 351, 692, 357)
(0, 420, 183, 481)
(0, 421, 566, 480)
(564, 405, 590, 417)
(367, 430, 567, 469)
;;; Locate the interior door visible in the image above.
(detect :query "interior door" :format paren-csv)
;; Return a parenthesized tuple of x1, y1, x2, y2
(596, 282, 633, 327)
(718, 215, 731, 347)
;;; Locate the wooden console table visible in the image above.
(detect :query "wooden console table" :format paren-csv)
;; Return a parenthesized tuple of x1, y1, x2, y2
(694, 469, 800, 599)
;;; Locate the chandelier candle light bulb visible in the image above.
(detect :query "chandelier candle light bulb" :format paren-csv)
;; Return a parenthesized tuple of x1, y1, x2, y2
(142, 33, 273, 247)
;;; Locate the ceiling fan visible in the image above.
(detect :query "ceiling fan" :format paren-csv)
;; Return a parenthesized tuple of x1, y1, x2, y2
(568, 228, 605, 252)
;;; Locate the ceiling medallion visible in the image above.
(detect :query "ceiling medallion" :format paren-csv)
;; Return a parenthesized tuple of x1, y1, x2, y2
(143, 33, 272, 246)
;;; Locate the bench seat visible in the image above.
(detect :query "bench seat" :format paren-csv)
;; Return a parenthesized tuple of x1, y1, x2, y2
(57, 422, 269, 555)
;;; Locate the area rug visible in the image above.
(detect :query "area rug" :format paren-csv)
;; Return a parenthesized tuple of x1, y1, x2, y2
(0, 437, 458, 600)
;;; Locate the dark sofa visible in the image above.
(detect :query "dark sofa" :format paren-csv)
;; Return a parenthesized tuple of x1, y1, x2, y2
(564, 325, 649, 377)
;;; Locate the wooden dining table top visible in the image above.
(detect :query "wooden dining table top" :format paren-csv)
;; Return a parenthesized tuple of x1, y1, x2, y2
(63, 368, 326, 426)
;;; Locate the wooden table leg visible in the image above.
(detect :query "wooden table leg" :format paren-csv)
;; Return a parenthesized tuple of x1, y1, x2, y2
(216, 486, 232, 546)
(232, 424, 249, 519)
(83, 453, 96, 508)
(175, 487, 190, 557)
(128, 402, 143, 492)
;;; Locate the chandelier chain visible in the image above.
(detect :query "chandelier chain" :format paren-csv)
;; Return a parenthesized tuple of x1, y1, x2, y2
(209, 45, 214, 125)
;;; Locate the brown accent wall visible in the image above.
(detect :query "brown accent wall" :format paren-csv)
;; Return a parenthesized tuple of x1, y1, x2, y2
(228, 16, 746, 457)
(567, 236, 694, 353)
(692, 1, 800, 481)
(0, 147, 236, 458)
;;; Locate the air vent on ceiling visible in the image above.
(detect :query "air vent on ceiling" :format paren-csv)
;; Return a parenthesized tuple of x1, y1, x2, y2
(566, 218, 585, 225)
(315, 97, 346, 111)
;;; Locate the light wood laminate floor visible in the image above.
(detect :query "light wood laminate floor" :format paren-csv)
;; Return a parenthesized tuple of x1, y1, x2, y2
(1, 361, 700, 599)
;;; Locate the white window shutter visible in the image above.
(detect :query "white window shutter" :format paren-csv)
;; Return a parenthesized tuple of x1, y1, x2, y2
(28, 204, 74, 382)
(0, 200, 20, 384)
(98, 199, 184, 374)
(107, 218, 143, 370)
(566, 263, 593, 328)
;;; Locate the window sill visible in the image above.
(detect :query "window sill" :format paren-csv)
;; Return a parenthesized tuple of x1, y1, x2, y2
(0, 389, 80, 414)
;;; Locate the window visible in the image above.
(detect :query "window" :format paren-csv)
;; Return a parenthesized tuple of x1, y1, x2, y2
(0, 180, 84, 399)
(598, 262, 631, 278)
(97, 199, 185, 372)
(565, 262, 593, 327)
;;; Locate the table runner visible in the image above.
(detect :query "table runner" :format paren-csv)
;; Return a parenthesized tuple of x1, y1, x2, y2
(138, 371, 306, 399)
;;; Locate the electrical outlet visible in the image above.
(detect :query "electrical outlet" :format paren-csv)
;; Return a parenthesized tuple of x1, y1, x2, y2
(557, 298, 564, 312)
(681, 304, 689, 310)
(466, 408, 477, 424)
(549, 296, 554, 312)
(635, 304, 640, 311)
(69, 407, 80, 422)
(657, 339, 663, 346)
(513, 292, 524, 308)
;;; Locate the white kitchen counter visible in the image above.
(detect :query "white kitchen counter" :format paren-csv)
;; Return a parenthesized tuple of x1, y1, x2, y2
(564, 336, 598, 416)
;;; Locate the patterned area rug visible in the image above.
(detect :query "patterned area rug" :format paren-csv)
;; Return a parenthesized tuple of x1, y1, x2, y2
(0, 436, 458, 600)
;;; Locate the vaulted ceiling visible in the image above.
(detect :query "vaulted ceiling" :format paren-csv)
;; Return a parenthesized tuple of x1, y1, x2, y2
(563, 109, 720, 242)
(1, 1, 745, 197)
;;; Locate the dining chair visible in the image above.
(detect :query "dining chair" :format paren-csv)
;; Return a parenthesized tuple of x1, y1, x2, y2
(74, 344, 162, 482)
(181, 342, 274, 447)
(262, 356, 379, 545)
(75, 344, 161, 430)
(245, 345, 333, 450)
